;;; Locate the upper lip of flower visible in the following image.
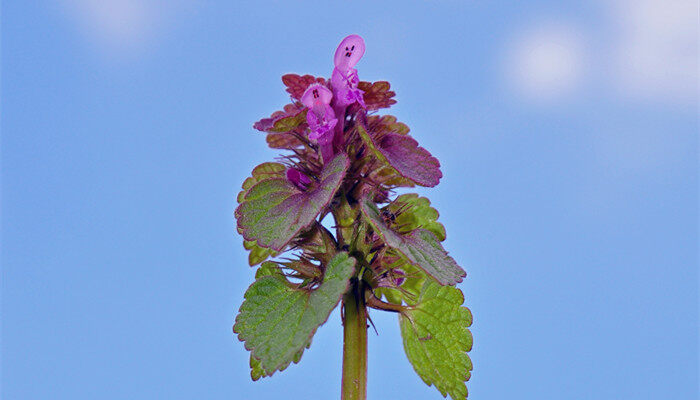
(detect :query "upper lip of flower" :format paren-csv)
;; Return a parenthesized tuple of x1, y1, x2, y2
(301, 83, 333, 108)
(333, 34, 365, 71)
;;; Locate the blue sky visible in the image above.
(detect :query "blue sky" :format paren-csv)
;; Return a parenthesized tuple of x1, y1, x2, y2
(2, 1, 697, 399)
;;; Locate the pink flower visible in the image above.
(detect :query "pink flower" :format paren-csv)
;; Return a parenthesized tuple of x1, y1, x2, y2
(333, 34, 365, 72)
(301, 83, 337, 161)
(331, 35, 366, 108)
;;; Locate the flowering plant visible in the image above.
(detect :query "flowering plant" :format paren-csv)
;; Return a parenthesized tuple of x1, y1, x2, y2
(233, 34, 473, 400)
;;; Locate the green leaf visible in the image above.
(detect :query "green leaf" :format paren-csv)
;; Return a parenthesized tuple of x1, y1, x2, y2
(253, 103, 308, 133)
(236, 153, 349, 252)
(233, 252, 356, 377)
(243, 240, 278, 266)
(385, 193, 446, 242)
(268, 109, 308, 133)
(237, 163, 285, 265)
(373, 257, 427, 306)
(236, 162, 286, 204)
(254, 261, 281, 279)
(400, 280, 473, 400)
(250, 342, 308, 381)
(361, 198, 465, 285)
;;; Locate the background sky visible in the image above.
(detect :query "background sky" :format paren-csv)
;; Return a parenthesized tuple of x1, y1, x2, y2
(2, 1, 698, 399)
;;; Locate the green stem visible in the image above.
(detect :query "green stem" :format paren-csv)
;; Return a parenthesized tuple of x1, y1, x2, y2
(341, 280, 368, 400)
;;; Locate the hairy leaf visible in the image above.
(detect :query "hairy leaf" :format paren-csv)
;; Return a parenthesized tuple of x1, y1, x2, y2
(237, 163, 286, 263)
(367, 115, 410, 136)
(361, 198, 465, 285)
(358, 80, 397, 111)
(249, 261, 312, 380)
(400, 280, 473, 400)
(233, 252, 356, 377)
(358, 124, 442, 187)
(236, 153, 349, 252)
(385, 194, 446, 241)
(237, 162, 286, 204)
(253, 103, 307, 133)
(243, 240, 278, 266)
(282, 74, 326, 100)
(374, 257, 427, 306)
(249, 343, 307, 381)
(368, 165, 415, 189)
(266, 132, 305, 149)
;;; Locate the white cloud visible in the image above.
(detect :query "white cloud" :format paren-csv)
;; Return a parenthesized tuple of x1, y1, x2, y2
(61, 0, 194, 56)
(611, 0, 698, 102)
(506, 23, 585, 103)
(63, 0, 155, 51)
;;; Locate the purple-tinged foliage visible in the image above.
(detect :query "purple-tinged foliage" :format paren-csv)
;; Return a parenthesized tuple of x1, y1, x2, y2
(358, 124, 442, 187)
(236, 153, 348, 252)
(282, 73, 326, 101)
(358, 81, 397, 111)
(234, 34, 472, 400)
(253, 103, 307, 133)
(360, 198, 465, 285)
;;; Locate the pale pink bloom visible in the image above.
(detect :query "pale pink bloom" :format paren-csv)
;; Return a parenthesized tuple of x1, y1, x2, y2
(301, 83, 338, 161)
(331, 35, 366, 108)
(333, 34, 365, 72)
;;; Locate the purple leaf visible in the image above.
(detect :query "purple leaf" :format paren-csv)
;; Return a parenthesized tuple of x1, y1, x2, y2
(265, 132, 305, 149)
(367, 115, 410, 135)
(282, 74, 326, 101)
(358, 124, 442, 187)
(358, 81, 397, 111)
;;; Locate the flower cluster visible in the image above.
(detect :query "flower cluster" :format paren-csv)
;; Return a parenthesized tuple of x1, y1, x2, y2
(235, 35, 472, 400)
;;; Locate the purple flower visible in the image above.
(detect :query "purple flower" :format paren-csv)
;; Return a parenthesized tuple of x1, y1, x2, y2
(392, 268, 406, 286)
(301, 83, 338, 161)
(331, 69, 366, 108)
(376, 267, 406, 288)
(333, 34, 365, 72)
(285, 167, 312, 191)
(331, 35, 366, 108)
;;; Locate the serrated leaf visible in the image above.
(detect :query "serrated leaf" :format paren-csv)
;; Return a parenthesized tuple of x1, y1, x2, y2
(367, 115, 410, 136)
(361, 198, 465, 285)
(358, 124, 442, 187)
(358, 80, 397, 111)
(253, 103, 307, 133)
(266, 132, 305, 149)
(400, 280, 473, 400)
(237, 162, 286, 204)
(255, 261, 281, 278)
(386, 194, 446, 241)
(236, 153, 349, 252)
(244, 240, 278, 266)
(249, 261, 315, 380)
(282, 74, 326, 100)
(233, 252, 356, 377)
(250, 340, 309, 381)
(368, 165, 415, 189)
